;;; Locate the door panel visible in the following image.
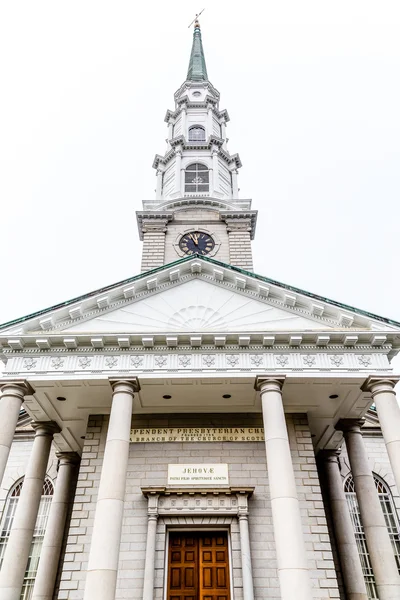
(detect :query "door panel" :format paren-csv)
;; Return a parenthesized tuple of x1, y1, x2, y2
(167, 532, 230, 600)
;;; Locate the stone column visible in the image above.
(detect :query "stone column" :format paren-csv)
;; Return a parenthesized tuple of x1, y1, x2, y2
(362, 376, 400, 495)
(255, 376, 312, 600)
(337, 419, 400, 599)
(31, 452, 80, 600)
(237, 492, 255, 600)
(319, 449, 368, 600)
(142, 492, 159, 600)
(0, 421, 60, 600)
(83, 378, 140, 600)
(0, 380, 34, 487)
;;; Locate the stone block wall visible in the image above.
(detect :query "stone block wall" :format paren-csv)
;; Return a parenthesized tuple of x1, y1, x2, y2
(141, 232, 166, 272)
(228, 230, 253, 271)
(57, 412, 339, 600)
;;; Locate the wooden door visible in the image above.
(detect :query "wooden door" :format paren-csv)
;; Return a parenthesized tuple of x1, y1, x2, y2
(167, 532, 230, 600)
(168, 533, 198, 600)
(199, 533, 230, 600)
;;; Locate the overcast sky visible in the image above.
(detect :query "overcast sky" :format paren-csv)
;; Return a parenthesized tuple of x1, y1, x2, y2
(1, 1, 400, 340)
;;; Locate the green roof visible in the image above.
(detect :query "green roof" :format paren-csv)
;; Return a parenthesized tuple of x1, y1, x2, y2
(1, 254, 400, 331)
(187, 22, 208, 82)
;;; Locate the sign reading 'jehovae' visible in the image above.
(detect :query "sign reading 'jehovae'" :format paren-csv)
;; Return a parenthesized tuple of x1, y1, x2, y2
(168, 464, 229, 485)
(130, 427, 264, 443)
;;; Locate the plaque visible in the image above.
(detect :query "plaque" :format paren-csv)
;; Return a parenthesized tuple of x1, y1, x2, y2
(130, 427, 264, 443)
(168, 464, 229, 485)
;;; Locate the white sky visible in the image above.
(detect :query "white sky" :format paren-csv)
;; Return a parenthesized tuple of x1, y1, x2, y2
(1, 1, 400, 340)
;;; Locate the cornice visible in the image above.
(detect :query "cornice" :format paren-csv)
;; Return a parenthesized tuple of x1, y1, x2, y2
(164, 103, 228, 124)
(136, 212, 174, 240)
(153, 137, 241, 170)
(142, 197, 253, 213)
(220, 211, 258, 240)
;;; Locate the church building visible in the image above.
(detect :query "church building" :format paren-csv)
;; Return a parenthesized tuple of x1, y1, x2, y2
(1, 18, 400, 600)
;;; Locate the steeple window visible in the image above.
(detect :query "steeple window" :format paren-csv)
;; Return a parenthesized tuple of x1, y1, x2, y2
(185, 163, 209, 194)
(188, 126, 206, 142)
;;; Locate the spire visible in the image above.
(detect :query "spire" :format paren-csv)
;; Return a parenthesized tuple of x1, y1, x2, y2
(187, 18, 208, 82)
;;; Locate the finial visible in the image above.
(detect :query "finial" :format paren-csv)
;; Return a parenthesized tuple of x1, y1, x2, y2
(188, 8, 205, 29)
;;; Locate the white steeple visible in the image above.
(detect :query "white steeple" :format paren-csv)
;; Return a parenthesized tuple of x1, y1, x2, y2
(137, 19, 257, 272)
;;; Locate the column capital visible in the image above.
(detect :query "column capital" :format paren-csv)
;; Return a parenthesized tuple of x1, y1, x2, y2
(361, 375, 400, 395)
(56, 451, 81, 465)
(318, 448, 341, 464)
(109, 377, 141, 395)
(335, 418, 365, 434)
(254, 375, 286, 392)
(0, 379, 35, 398)
(32, 421, 61, 437)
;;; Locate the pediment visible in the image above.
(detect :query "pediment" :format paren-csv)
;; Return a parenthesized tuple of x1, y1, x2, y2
(59, 279, 340, 334)
(1, 257, 399, 348)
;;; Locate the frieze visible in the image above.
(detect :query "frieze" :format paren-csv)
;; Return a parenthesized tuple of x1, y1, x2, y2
(141, 486, 254, 516)
(2, 350, 391, 376)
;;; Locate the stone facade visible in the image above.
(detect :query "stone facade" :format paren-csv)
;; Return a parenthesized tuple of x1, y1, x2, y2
(56, 413, 339, 600)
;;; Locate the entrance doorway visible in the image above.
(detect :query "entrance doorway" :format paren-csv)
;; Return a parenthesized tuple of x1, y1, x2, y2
(167, 531, 231, 600)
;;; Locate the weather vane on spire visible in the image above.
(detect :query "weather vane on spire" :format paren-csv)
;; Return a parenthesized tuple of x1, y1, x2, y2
(188, 8, 205, 28)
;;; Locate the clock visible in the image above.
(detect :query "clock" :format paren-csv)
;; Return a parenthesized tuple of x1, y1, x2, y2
(179, 231, 215, 256)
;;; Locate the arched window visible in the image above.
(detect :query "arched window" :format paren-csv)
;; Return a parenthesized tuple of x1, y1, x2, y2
(344, 473, 400, 599)
(185, 163, 209, 194)
(188, 125, 206, 142)
(0, 477, 54, 600)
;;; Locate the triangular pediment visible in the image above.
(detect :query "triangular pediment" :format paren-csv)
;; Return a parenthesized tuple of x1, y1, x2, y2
(1, 257, 399, 345)
(59, 279, 339, 334)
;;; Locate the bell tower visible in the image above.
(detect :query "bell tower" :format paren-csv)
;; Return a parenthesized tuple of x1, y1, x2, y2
(137, 18, 257, 272)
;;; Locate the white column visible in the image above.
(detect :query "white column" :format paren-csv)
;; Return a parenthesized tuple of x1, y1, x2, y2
(155, 169, 163, 200)
(237, 492, 255, 600)
(83, 378, 139, 600)
(212, 146, 219, 195)
(231, 169, 239, 198)
(337, 419, 400, 600)
(0, 380, 34, 487)
(362, 376, 400, 495)
(142, 493, 159, 600)
(32, 452, 80, 600)
(319, 450, 368, 600)
(181, 107, 187, 138)
(175, 148, 182, 195)
(0, 421, 60, 600)
(221, 120, 227, 145)
(207, 104, 213, 136)
(255, 376, 312, 600)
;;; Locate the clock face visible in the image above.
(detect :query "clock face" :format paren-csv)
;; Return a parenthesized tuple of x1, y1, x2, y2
(179, 231, 215, 256)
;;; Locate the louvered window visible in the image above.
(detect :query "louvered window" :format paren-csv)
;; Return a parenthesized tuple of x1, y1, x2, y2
(0, 478, 54, 600)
